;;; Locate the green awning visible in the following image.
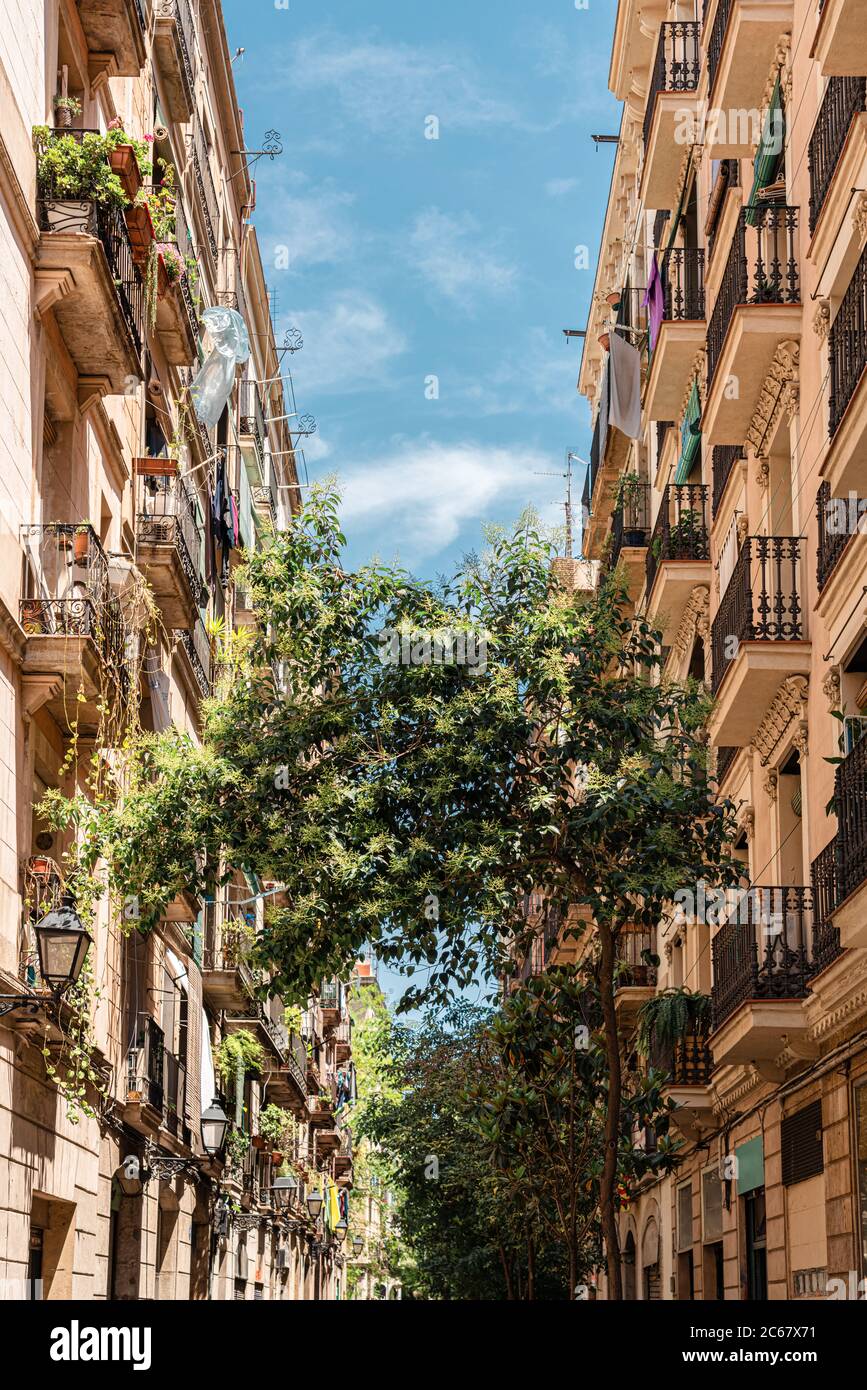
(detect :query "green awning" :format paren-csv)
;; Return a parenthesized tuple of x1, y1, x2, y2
(736, 1136, 765, 1196)
(664, 153, 693, 255)
(674, 379, 702, 483)
(745, 76, 784, 226)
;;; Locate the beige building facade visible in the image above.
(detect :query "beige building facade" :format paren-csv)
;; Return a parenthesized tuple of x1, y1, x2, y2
(0, 0, 354, 1300)
(575, 0, 867, 1300)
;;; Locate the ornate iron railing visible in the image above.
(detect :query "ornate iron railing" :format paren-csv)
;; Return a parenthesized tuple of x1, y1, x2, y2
(127, 1014, 165, 1112)
(711, 445, 743, 518)
(650, 1029, 712, 1086)
(816, 480, 866, 591)
(137, 472, 206, 604)
(660, 246, 705, 321)
(239, 380, 266, 463)
(608, 482, 650, 570)
(707, 0, 733, 98)
(829, 240, 867, 438)
(710, 535, 804, 693)
(811, 837, 842, 974)
(173, 619, 211, 697)
(836, 733, 867, 905)
(188, 117, 218, 264)
(707, 206, 800, 391)
(711, 886, 814, 1028)
(155, 0, 197, 112)
(643, 21, 701, 149)
(707, 159, 740, 259)
(20, 523, 127, 682)
(809, 78, 866, 233)
(715, 745, 738, 785)
(645, 483, 710, 597)
(615, 928, 657, 988)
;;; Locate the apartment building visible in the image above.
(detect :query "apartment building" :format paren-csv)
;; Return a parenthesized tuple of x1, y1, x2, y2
(568, 0, 867, 1299)
(0, 0, 353, 1300)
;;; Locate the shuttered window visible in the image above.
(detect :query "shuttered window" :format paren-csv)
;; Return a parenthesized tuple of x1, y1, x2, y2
(781, 1100, 824, 1186)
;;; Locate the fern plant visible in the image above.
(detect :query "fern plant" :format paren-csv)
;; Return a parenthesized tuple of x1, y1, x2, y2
(636, 987, 711, 1058)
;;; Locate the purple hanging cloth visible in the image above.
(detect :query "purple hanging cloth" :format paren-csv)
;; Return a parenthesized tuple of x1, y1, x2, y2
(643, 255, 665, 353)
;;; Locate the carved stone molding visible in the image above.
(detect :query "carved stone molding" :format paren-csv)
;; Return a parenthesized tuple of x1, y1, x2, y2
(753, 676, 809, 766)
(746, 341, 800, 459)
(756, 461, 770, 489)
(813, 300, 831, 343)
(672, 584, 710, 660)
(853, 192, 867, 247)
(736, 514, 750, 546)
(764, 768, 779, 802)
(823, 665, 841, 712)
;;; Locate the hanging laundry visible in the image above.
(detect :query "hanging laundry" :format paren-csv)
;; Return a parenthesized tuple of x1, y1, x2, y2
(190, 307, 250, 428)
(608, 329, 641, 440)
(643, 256, 665, 353)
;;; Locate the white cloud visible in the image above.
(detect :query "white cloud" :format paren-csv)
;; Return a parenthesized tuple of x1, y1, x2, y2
(281, 294, 408, 395)
(545, 177, 579, 197)
(335, 438, 560, 562)
(257, 170, 356, 272)
(279, 33, 516, 137)
(409, 208, 518, 308)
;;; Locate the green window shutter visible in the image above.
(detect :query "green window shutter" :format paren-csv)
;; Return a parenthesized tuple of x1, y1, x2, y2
(736, 1136, 765, 1196)
(675, 379, 702, 483)
(238, 453, 254, 550)
(745, 76, 784, 226)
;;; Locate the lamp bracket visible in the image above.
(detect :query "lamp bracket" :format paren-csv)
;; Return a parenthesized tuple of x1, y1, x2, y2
(0, 996, 43, 1019)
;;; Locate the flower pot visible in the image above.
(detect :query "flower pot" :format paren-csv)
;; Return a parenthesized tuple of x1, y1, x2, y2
(29, 856, 52, 877)
(125, 201, 155, 266)
(623, 530, 646, 548)
(251, 1134, 267, 1151)
(271, 1150, 284, 1166)
(73, 531, 90, 563)
(54, 105, 73, 129)
(109, 144, 142, 202)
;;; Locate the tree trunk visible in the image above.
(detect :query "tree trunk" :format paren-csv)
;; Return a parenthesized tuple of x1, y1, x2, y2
(598, 926, 623, 1300)
(527, 1233, 535, 1302)
(498, 1243, 515, 1300)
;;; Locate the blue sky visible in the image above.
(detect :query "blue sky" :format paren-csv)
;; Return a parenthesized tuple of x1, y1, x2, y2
(223, 0, 620, 1005)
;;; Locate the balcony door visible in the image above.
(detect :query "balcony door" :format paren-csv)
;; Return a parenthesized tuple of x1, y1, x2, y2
(744, 1189, 767, 1300)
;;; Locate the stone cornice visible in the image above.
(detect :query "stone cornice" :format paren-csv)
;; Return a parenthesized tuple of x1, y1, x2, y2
(746, 340, 799, 459)
(0, 591, 26, 665)
(751, 675, 809, 766)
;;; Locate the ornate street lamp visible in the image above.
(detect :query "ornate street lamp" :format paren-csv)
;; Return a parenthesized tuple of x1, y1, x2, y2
(271, 1175, 298, 1211)
(0, 905, 92, 1017)
(352, 1235, 363, 1254)
(306, 1187, 324, 1220)
(201, 1098, 230, 1157)
(334, 1219, 348, 1244)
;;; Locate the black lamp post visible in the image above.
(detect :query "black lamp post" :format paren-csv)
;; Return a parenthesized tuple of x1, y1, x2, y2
(271, 1175, 298, 1211)
(0, 905, 92, 1017)
(334, 1219, 348, 1244)
(352, 1235, 363, 1254)
(306, 1187, 324, 1220)
(201, 1098, 230, 1157)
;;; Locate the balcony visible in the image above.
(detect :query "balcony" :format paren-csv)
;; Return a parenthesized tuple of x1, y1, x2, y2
(644, 483, 710, 636)
(607, 482, 650, 605)
(810, 837, 843, 973)
(152, 0, 197, 124)
(711, 444, 745, 520)
(704, 0, 794, 157)
(816, 480, 866, 605)
(334, 1017, 352, 1063)
(172, 617, 211, 700)
(78, 0, 146, 77)
(710, 536, 809, 744)
(201, 914, 257, 1013)
(811, 0, 867, 77)
(268, 1031, 309, 1112)
(832, 734, 867, 950)
(333, 1128, 353, 1177)
(822, 242, 867, 498)
(125, 1016, 167, 1137)
(710, 886, 815, 1069)
(809, 78, 867, 237)
(36, 149, 143, 395)
(308, 1093, 336, 1127)
(644, 248, 706, 421)
(640, 22, 701, 211)
(651, 1031, 713, 1138)
(614, 927, 657, 1029)
(136, 471, 205, 627)
(239, 381, 267, 468)
(188, 118, 218, 266)
(20, 525, 127, 732)
(704, 206, 801, 445)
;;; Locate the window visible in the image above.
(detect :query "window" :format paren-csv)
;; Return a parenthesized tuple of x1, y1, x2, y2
(677, 1182, 693, 1253)
(854, 1081, 867, 1278)
(781, 1100, 823, 1186)
(702, 1167, 724, 1243)
(744, 1188, 767, 1300)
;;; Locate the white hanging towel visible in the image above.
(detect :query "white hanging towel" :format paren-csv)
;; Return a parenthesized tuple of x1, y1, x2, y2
(608, 329, 642, 441)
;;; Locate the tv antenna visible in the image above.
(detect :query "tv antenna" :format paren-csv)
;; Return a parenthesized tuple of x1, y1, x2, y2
(533, 452, 587, 559)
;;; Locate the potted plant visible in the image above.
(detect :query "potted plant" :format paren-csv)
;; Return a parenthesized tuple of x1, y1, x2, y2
(73, 525, 91, 563)
(32, 127, 128, 230)
(53, 94, 82, 129)
(637, 988, 712, 1064)
(613, 473, 647, 546)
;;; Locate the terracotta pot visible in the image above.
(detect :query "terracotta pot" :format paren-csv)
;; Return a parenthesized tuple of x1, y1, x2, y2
(125, 202, 155, 266)
(251, 1134, 267, 1151)
(73, 531, 90, 563)
(134, 456, 178, 477)
(271, 1150, 284, 1165)
(54, 105, 72, 129)
(29, 856, 51, 877)
(108, 145, 142, 202)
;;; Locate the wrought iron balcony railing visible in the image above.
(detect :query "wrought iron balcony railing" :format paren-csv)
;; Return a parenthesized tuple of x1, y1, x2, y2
(645, 483, 710, 597)
(650, 1029, 712, 1086)
(836, 732, 867, 905)
(643, 21, 701, 149)
(809, 77, 866, 233)
(715, 745, 738, 786)
(711, 886, 814, 1029)
(172, 617, 211, 698)
(239, 380, 266, 464)
(706, 0, 733, 98)
(20, 523, 127, 682)
(707, 160, 740, 259)
(615, 928, 657, 988)
(155, 0, 197, 111)
(711, 445, 743, 519)
(188, 117, 218, 264)
(707, 206, 800, 392)
(127, 1014, 165, 1112)
(660, 246, 705, 321)
(608, 482, 650, 570)
(829, 240, 867, 439)
(710, 535, 804, 694)
(811, 837, 842, 974)
(816, 480, 866, 592)
(137, 472, 206, 604)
